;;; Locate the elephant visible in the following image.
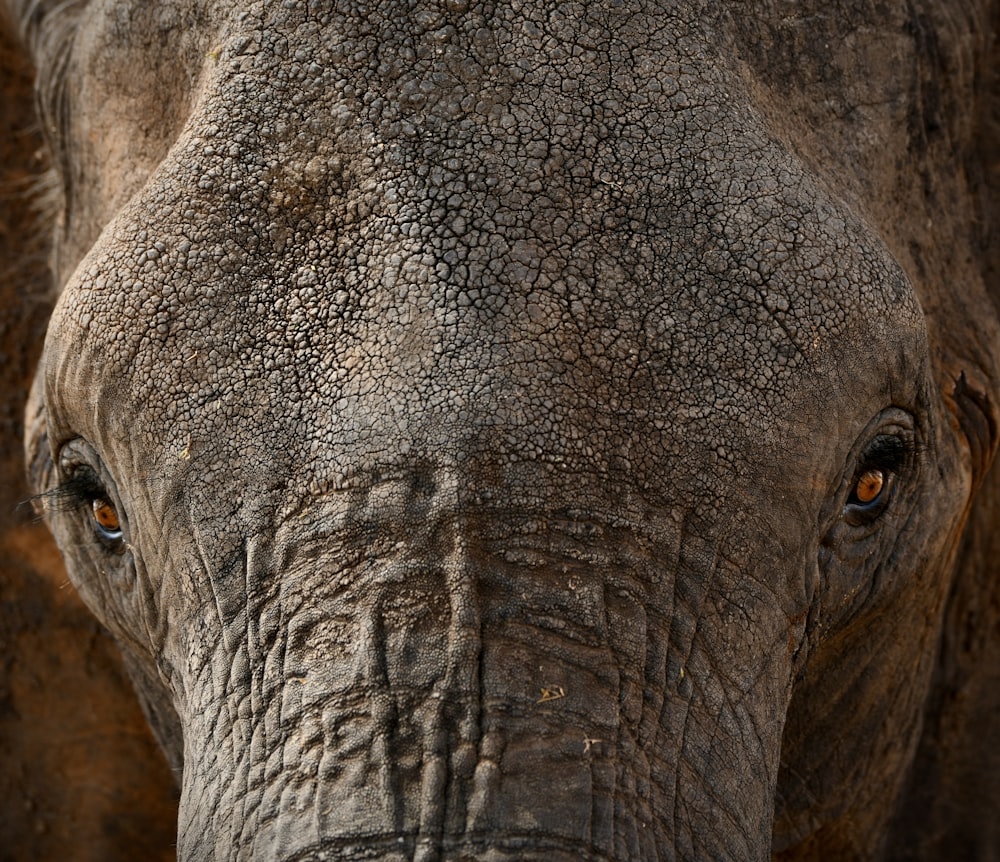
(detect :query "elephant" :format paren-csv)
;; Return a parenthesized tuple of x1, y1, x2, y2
(1, 0, 1000, 859)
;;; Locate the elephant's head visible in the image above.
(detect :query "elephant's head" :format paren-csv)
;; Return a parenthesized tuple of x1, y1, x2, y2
(13, 0, 1000, 858)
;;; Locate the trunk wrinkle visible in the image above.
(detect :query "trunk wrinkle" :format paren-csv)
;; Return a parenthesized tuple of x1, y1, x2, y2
(441, 529, 483, 842)
(668, 517, 720, 859)
(241, 533, 271, 849)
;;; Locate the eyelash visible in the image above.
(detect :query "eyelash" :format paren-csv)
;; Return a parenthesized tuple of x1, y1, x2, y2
(43, 468, 110, 512)
(856, 435, 917, 476)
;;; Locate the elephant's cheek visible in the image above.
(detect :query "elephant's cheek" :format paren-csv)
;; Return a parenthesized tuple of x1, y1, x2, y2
(172, 541, 790, 861)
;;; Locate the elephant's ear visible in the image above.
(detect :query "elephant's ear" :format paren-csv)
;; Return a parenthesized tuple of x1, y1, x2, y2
(0, 16, 178, 860)
(948, 372, 998, 491)
(960, 2, 1000, 483)
(24, 374, 53, 497)
(886, 12, 1000, 857)
(940, 0, 1000, 492)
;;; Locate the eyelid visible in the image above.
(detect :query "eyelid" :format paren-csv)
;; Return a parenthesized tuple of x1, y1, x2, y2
(856, 435, 914, 474)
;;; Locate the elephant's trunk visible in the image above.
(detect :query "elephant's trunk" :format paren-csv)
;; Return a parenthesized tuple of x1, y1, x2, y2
(170, 483, 790, 861)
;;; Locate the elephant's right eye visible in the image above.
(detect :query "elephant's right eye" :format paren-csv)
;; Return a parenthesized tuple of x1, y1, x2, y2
(90, 496, 123, 541)
(47, 462, 126, 549)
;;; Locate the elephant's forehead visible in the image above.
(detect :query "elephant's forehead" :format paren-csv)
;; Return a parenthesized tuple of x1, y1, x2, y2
(47, 0, 924, 500)
(56, 196, 918, 503)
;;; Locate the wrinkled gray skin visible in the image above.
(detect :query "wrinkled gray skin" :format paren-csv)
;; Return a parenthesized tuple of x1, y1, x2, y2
(10, 0, 1000, 858)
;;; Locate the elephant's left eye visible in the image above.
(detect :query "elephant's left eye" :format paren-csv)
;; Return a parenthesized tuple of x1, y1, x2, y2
(849, 468, 885, 507)
(844, 434, 913, 522)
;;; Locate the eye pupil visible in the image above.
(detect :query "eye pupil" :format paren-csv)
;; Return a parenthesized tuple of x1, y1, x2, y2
(92, 498, 120, 532)
(854, 469, 885, 505)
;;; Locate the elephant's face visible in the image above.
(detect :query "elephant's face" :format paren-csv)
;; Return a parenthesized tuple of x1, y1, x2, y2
(22, 0, 996, 858)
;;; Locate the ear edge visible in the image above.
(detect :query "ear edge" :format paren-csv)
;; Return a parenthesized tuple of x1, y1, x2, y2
(949, 370, 1000, 491)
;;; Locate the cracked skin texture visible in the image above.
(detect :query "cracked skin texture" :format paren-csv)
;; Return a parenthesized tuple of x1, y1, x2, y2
(2, 0, 1000, 859)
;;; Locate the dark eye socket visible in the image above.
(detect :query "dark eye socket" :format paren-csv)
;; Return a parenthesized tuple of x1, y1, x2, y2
(845, 434, 913, 518)
(47, 466, 124, 545)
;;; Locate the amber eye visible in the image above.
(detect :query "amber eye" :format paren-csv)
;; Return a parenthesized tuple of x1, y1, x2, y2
(91, 498, 121, 536)
(852, 469, 885, 505)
